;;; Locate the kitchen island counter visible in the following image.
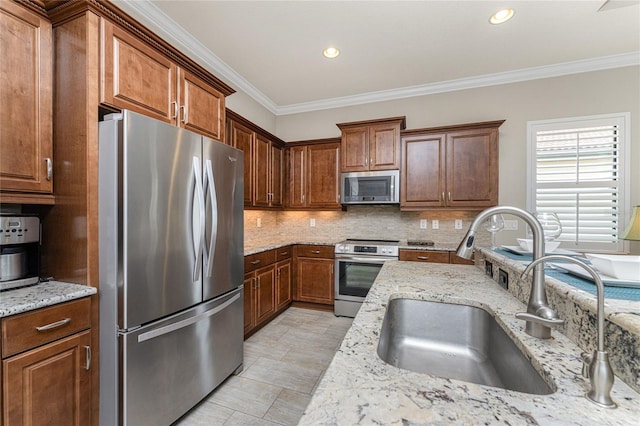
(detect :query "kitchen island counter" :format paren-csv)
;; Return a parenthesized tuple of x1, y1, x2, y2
(300, 261, 639, 425)
(0, 281, 96, 318)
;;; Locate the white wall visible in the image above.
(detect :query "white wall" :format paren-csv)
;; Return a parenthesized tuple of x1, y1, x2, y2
(226, 90, 278, 134)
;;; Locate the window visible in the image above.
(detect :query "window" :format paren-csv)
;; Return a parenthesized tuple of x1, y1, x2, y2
(527, 113, 630, 253)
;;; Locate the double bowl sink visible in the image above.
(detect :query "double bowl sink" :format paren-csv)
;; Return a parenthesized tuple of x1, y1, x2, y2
(376, 298, 554, 395)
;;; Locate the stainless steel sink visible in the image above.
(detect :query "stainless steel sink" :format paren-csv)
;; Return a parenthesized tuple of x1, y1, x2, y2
(377, 299, 554, 395)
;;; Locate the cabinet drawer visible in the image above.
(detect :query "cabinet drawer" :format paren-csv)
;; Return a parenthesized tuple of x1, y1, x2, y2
(399, 249, 450, 263)
(450, 253, 475, 265)
(295, 245, 334, 258)
(245, 250, 276, 273)
(275, 245, 293, 261)
(2, 298, 91, 358)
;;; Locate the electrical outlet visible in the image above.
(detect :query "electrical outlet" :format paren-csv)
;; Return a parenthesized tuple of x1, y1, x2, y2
(310, 218, 316, 227)
(504, 220, 518, 230)
(432, 220, 439, 230)
(256, 218, 262, 228)
(420, 219, 427, 229)
(498, 268, 509, 290)
(455, 219, 463, 229)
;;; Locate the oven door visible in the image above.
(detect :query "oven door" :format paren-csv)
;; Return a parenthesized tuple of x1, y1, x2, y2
(334, 254, 395, 302)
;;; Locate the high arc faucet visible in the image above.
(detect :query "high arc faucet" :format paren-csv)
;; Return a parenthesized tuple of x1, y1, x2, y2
(456, 206, 564, 339)
(521, 255, 616, 408)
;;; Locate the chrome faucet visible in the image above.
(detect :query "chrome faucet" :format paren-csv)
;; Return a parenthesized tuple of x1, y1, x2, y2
(521, 255, 616, 408)
(456, 206, 564, 339)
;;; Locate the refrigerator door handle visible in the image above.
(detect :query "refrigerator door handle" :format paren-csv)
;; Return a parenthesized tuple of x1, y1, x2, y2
(192, 156, 205, 282)
(137, 293, 241, 343)
(204, 159, 218, 277)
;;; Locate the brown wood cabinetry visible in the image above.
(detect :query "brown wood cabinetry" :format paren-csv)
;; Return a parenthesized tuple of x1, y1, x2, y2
(1, 298, 92, 425)
(101, 20, 225, 141)
(337, 117, 406, 172)
(0, 1, 53, 204)
(401, 121, 504, 210)
(294, 245, 334, 305)
(244, 247, 292, 336)
(287, 140, 341, 209)
(399, 249, 474, 265)
(227, 111, 284, 209)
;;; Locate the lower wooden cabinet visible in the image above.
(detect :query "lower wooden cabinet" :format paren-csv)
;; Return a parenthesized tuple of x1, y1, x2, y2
(244, 246, 293, 337)
(1, 298, 92, 426)
(399, 249, 474, 265)
(294, 245, 334, 305)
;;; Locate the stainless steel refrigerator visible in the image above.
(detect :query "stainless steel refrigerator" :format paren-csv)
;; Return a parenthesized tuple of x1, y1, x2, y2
(98, 110, 244, 426)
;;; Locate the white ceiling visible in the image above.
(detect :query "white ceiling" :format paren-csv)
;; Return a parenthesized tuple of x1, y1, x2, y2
(114, 1, 640, 115)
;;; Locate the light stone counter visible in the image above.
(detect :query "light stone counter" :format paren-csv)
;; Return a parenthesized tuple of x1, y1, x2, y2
(244, 238, 340, 256)
(0, 281, 96, 318)
(300, 261, 640, 425)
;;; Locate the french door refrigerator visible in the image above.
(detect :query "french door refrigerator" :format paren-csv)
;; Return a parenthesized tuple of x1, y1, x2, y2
(98, 110, 244, 426)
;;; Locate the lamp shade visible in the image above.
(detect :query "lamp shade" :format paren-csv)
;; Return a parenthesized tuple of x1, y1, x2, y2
(621, 206, 640, 241)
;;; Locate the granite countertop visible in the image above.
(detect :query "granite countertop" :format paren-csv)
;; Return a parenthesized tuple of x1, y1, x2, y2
(244, 239, 462, 256)
(0, 281, 97, 318)
(300, 261, 639, 425)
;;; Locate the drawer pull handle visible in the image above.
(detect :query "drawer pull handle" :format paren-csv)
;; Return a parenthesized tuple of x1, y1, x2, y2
(417, 256, 429, 260)
(35, 318, 71, 332)
(84, 346, 92, 370)
(311, 250, 320, 254)
(250, 260, 261, 265)
(280, 252, 288, 256)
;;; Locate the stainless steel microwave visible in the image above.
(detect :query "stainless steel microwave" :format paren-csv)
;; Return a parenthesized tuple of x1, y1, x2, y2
(340, 170, 400, 205)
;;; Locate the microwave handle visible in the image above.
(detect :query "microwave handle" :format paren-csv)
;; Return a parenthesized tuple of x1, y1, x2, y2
(391, 174, 396, 200)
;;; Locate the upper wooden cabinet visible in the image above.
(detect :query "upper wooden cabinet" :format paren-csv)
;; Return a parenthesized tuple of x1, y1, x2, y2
(227, 111, 284, 209)
(401, 121, 504, 210)
(0, 1, 53, 203)
(337, 117, 406, 172)
(101, 20, 226, 141)
(287, 140, 341, 210)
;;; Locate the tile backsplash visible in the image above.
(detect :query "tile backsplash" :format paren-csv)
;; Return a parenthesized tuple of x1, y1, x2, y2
(244, 206, 491, 246)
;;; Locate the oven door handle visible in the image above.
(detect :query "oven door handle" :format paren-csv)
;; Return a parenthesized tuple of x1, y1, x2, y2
(335, 256, 396, 263)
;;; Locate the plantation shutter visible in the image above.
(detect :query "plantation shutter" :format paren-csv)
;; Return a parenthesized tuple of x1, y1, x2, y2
(528, 114, 628, 252)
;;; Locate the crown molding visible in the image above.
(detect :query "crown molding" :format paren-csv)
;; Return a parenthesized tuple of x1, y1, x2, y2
(116, 1, 639, 117)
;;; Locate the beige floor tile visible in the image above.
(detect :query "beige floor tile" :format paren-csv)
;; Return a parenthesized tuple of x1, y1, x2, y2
(280, 345, 337, 370)
(263, 389, 312, 425)
(208, 376, 282, 418)
(243, 338, 290, 361)
(223, 411, 281, 426)
(173, 401, 234, 426)
(240, 357, 323, 394)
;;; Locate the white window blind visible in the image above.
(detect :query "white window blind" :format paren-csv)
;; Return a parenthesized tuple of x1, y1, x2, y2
(527, 114, 630, 253)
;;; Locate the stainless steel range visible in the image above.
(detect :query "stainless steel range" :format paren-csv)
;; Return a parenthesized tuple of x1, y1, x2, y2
(334, 239, 399, 317)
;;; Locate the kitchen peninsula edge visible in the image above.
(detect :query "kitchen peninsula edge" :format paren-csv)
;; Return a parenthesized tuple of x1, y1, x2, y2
(300, 261, 639, 425)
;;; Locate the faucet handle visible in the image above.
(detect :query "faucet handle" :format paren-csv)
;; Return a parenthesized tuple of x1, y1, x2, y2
(581, 352, 593, 378)
(515, 312, 565, 327)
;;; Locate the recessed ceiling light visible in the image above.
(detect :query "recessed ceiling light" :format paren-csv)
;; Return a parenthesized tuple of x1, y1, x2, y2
(490, 8, 515, 24)
(323, 47, 340, 59)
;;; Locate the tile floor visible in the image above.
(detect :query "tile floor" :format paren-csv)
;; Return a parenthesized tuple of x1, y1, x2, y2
(174, 307, 353, 425)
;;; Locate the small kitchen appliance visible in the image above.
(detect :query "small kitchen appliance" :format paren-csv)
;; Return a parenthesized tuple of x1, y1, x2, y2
(0, 215, 40, 291)
(340, 170, 399, 204)
(334, 239, 399, 317)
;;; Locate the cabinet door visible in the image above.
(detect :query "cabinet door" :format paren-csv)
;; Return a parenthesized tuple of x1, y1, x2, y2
(229, 121, 254, 206)
(3, 331, 91, 426)
(0, 2, 52, 194)
(101, 20, 177, 124)
(275, 260, 292, 310)
(270, 144, 284, 208)
(446, 128, 498, 208)
(340, 126, 369, 172)
(243, 273, 255, 335)
(296, 257, 334, 305)
(253, 134, 271, 207)
(401, 134, 446, 208)
(306, 143, 340, 209)
(369, 122, 401, 170)
(179, 69, 224, 141)
(288, 146, 306, 208)
(255, 265, 275, 324)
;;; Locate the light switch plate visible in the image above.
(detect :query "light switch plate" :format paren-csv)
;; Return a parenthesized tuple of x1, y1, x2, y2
(455, 219, 463, 229)
(504, 220, 518, 230)
(420, 219, 427, 229)
(432, 220, 439, 230)
(310, 218, 316, 227)
(256, 218, 262, 228)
